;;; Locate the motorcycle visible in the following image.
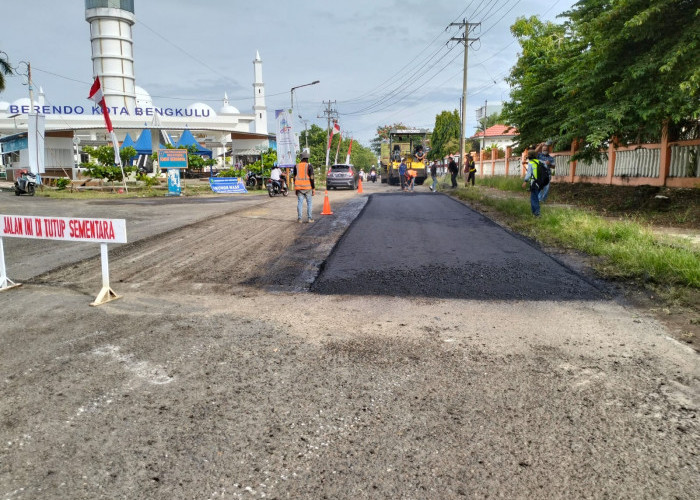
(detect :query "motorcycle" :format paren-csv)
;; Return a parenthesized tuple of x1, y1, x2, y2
(266, 174, 288, 197)
(369, 171, 377, 183)
(14, 171, 37, 196)
(245, 171, 263, 188)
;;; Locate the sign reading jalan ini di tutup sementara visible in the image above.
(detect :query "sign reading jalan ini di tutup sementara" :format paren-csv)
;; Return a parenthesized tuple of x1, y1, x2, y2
(7, 104, 214, 118)
(1, 214, 127, 244)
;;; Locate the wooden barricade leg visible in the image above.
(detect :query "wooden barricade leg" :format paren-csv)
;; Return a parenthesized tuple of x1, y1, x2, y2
(90, 243, 121, 306)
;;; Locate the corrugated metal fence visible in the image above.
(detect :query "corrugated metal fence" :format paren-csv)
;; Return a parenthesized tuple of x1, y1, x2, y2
(493, 138, 699, 187)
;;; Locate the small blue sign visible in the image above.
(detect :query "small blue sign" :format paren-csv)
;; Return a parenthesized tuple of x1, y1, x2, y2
(158, 149, 188, 169)
(167, 168, 181, 196)
(209, 177, 248, 194)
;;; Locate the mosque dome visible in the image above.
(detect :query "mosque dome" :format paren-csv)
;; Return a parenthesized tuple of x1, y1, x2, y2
(11, 97, 40, 109)
(219, 103, 240, 115)
(219, 92, 239, 115)
(135, 86, 153, 109)
(187, 102, 216, 117)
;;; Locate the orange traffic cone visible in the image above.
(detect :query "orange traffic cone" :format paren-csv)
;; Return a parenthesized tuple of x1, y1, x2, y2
(357, 177, 363, 193)
(321, 190, 334, 215)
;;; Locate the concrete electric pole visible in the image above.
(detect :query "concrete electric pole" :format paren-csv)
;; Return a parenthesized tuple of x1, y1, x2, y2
(450, 19, 480, 174)
(318, 100, 338, 176)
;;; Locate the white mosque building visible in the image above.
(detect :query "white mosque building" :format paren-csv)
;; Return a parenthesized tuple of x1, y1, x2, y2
(0, 0, 271, 180)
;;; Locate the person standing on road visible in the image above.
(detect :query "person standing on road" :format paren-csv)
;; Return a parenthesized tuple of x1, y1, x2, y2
(536, 141, 555, 203)
(465, 154, 476, 186)
(293, 151, 315, 223)
(398, 158, 407, 191)
(448, 156, 458, 188)
(522, 150, 542, 217)
(429, 160, 438, 192)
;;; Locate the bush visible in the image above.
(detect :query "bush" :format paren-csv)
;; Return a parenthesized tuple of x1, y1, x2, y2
(55, 178, 71, 190)
(217, 168, 245, 178)
(136, 173, 160, 187)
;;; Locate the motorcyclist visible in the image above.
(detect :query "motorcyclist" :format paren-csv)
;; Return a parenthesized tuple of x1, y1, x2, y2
(270, 162, 286, 189)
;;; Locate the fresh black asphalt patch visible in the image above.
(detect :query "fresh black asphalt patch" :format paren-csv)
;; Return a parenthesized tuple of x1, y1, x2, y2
(312, 192, 604, 300)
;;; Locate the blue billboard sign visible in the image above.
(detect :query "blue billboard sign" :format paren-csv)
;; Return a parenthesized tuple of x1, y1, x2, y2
(209, 177, 248, 194)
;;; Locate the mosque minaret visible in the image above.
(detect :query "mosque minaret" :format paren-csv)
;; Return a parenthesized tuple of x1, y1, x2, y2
(84, 0, 137, 113)
(253, 51, 268, 135)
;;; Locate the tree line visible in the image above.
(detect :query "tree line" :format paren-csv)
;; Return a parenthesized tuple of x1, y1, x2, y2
(368, 0, 698, 161)
(502, 0, 699, 158)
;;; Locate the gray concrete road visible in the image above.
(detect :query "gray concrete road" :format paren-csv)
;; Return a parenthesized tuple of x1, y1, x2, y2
(0, 191, 270, 281)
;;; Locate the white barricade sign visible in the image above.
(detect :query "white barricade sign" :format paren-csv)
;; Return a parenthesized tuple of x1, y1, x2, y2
(0, 214, 127, 305)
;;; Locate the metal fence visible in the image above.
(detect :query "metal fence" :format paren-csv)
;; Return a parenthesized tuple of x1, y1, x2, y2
(508, 158, 522, 176)
(497, 137, 698, 187)
(670, 144, 700, 178)
(574, 156, 608, 177)
(553, 154, 571, 177)
(615, 148, 660, 178)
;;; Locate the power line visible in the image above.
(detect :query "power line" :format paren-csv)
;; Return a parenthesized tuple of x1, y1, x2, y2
(340, 45, 458, 116)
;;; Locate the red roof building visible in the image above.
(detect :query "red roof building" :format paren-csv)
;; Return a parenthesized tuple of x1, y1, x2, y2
(472, 124, 518, 150)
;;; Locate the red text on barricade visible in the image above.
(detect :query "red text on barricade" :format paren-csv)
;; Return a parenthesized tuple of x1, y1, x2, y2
(1, 215, 127, 244)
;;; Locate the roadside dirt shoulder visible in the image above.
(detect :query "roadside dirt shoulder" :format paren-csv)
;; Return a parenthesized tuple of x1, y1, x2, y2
(449, 185, 700, 351)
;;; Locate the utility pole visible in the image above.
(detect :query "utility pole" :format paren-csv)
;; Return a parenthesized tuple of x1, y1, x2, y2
(318, 100, 338, 176)
(450, 19, 480, 175)
(481, 99, 487, 154)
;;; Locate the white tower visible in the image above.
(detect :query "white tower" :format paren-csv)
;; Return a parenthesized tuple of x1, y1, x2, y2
(253, 51, 267, 135)
(85, 0, 137, 113)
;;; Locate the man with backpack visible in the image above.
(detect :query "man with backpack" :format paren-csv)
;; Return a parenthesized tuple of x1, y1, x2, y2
(522, 150, 550, 217)
(536, 141, 556, 203)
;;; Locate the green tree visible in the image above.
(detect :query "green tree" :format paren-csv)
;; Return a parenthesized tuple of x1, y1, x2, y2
(502, 16, 570, 152)
(475, 112, 502, 136)
(560, 0, 700, 149)
(81, 145, 137, 188)
(370, 122, 410, 154)
(503, 1, 700, 157)
(247, 148, 277, 176)
(299, 124, 329, 170)
(346, 139, 376, 171)
(0, 51, 11, 92)
(429, 110, 461, 160)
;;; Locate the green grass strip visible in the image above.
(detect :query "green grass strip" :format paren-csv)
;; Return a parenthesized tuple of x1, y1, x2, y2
(452, 186, 700, 288)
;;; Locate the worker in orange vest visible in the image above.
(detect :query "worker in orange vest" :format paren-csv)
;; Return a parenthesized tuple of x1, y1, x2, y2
(292, 151, 316, 223)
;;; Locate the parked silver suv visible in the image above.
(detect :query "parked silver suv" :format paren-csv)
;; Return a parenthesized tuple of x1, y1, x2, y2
(326, 164, 359, 190)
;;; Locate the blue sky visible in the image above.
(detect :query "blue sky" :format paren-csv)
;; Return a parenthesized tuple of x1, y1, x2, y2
(1, 0, 573, 145)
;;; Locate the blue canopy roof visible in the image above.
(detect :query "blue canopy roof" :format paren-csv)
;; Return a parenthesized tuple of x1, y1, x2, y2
(175, 129, 212, 157)
(120, 133, 136, 150)
(134, 129, 153, 155)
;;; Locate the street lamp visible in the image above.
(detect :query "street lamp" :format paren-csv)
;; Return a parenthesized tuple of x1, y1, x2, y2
(72, 135, 81, 180)
(219, 133, 230, 178)
(290, 80, 320, 111)
(298, 115, 309, 150)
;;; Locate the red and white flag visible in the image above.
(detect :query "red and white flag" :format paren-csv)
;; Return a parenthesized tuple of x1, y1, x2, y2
(345, 138, 353, 164)
(327, 121, 340, 150)
(88, 76, 113, 133)
(88, 76, 124, 178)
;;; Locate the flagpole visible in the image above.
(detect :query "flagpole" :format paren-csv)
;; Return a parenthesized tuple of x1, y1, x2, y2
(111, 131, 128, 193)
(89, 76, 128, 194)
(334, 133, 342, 164)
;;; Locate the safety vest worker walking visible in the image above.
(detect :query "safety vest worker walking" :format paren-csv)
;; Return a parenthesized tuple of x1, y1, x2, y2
(293, 151, 316, 223)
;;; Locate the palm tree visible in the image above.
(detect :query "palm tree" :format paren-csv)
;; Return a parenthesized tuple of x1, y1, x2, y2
(0, 51, 13, 92)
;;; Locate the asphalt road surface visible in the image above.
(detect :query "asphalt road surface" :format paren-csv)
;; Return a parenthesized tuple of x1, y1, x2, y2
(0, 184, 697, 499)
(314, 192, 603, 301)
